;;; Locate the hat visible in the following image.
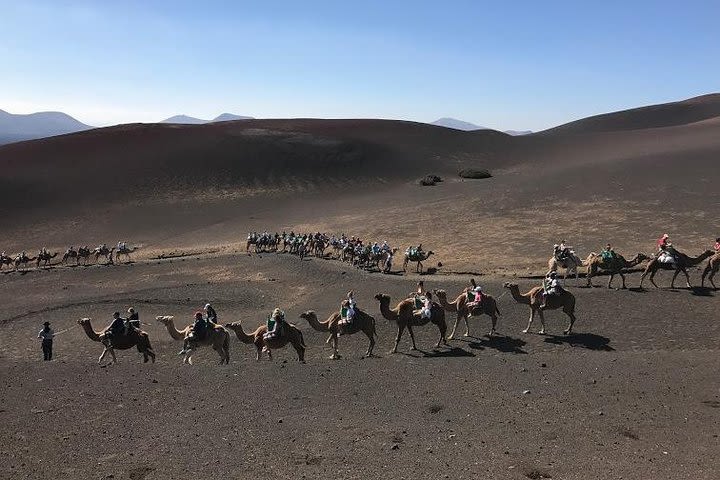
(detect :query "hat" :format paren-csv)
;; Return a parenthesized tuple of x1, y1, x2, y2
(204, 303, 211, 309)
(549, 272, 557, 277)
(43, 321, 50, 326)
(473, 286, 483, 293)
(127, 307, 135, 314)
(662, 233, 669, 238)
(272, 308, 282, 317)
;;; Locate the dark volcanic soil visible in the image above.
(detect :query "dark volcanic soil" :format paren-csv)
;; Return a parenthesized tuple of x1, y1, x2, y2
(1, 253, 719, 480)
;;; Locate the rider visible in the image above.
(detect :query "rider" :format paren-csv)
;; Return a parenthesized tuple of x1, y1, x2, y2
(126, 307, 140, 332)
(106, 312, 126, 344)
(600, 243, 616, 262)
(467, 285, 484, 310)
(381, 241, 390, 253)
(204, 303, 217, 324)
(419, 291, 433, 319)
(714, 237, 720, 253)
(541, 272, 561, 308)
(341, 291, 356, 326)
(264, 308, 285, 340)
(180, 312, 208, 355)
(371, 242, 380, 255)
(555, 240, 570, 261)
(656, 234, 671, 253)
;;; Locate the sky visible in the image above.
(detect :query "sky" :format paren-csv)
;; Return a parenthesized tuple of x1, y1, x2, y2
(1, 0, 719, 131)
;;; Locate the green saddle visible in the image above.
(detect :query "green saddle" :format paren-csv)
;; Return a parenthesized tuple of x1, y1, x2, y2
(414, 296, 426, 309)
(340, 306, 349, 318)
(466, 291, 475, 302)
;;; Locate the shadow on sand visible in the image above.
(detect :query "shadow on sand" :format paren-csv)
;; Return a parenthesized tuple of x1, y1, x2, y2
(690, 286, 715, 297)
(396, 347, 473, 359)
(464, 335, 527, 354)
(544, 333, 614, 351)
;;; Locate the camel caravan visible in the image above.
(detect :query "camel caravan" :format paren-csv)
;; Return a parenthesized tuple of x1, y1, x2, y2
(246, 231, 435, 274)
(72, 233, 718, 366)
(0, 241, 138, 272)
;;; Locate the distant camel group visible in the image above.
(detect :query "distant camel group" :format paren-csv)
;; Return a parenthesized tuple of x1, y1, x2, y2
(247, 231, 436, 274)
(0, 243, 138, 271)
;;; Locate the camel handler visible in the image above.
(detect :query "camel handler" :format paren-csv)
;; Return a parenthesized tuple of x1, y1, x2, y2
(264, 308, 286, 341)
(37, 321, 55, 361)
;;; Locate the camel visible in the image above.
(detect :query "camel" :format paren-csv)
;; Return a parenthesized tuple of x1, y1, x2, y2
(403, 250, 434, 274)
(225, 320, 306, 362)
(299, 308, 377, 359)
(433, 287, 500, 339)
(115, 246, 136, 263)
(639, 250, 715, 289)
(701, 251, 720, 289)
(93, 246, 115, 264)
(155, 315, 230, 364)
(547, 251, 583, 285)
(374, 293, 447, 353)
(14, 253, 36, 270)
(503, 283, 577, 335)
(36, 250, 58, 268)
(0, 253, 13, 270)
(62, 247, 92, 265)
(77, 318, 155, 364)
(583, 252, 649, 289)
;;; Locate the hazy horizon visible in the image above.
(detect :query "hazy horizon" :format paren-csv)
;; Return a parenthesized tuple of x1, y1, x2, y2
(2, 0, 719, 130)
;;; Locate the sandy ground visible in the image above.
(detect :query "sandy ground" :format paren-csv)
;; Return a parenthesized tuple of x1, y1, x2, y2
(1, 252, 719, 480)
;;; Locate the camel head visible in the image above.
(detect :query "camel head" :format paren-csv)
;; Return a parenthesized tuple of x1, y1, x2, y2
(503, 282, 518, 289)
(636, 253, 649, 262)
(77, 317, 92, 326)
(432, 289, 447, 299)
(298, 311, 316, 321)
(155, 315, 174, 325)
(374, 293, 390, 304)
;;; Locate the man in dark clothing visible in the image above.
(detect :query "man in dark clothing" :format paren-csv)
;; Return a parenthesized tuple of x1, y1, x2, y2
(105, 312, 126, 345)
(126, 307, 140, 332)
(37, 321, 55, 361)
(204, 304, 217, 324)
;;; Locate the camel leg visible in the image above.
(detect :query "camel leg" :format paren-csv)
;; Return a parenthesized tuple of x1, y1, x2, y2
(391, 324, 405, 353)
(701, 265, 710, 287)
(649, 270, 659, 289)
(489, 313, 497, 336)
(292, 342, 305, 363)
(463, 314, 471, 337)
(522, 309, 535, 334)
(563, 310, 576, 335)
(329, 334, 340, 360)
(109, 348, 118, 364)
(98, 348, 109, 364)
(255, 345, 262, 361)
(448, 314, 460, 340)
(364, 329, 375, 357)
(537, 309, 547, 335)
(681, 268, 691, 288)
(407, 325, 418, 350)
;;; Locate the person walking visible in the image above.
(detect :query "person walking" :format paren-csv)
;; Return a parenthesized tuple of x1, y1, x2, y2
(37, 321, 55, 361)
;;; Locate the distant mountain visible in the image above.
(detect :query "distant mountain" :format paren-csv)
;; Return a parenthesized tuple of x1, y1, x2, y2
(0, 109, 92, 145)
(431, 117, 531, 135)
(213, 113, 253, 122)
(160, 113, 254, 124)
(160, 115, 208, 124)
(431, 117, 485, 131)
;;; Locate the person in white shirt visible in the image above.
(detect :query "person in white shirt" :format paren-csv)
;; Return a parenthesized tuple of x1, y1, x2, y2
(37, 321, 55, 361)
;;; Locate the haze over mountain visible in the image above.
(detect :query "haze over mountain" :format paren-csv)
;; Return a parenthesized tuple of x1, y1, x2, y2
(431, 117, 532, 135)
(0, 109, 92, 145)
(160, 113, 254, 124)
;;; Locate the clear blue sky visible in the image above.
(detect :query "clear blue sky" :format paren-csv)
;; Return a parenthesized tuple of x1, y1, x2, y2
(1, 0, 719, 130)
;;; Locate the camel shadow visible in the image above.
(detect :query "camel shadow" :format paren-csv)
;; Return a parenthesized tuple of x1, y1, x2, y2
(465, 335, 528, 354)
(421, 346, 474, 358)
(690, 286, 715, 297)
(544, 333, 614, 351)
(627, 287, 648, 293)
